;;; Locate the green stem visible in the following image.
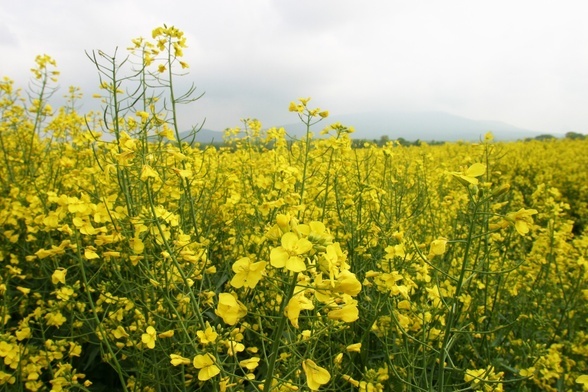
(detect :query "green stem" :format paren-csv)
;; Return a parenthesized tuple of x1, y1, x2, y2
(263, 272, 299, 391)
(437, 199, 479, 390)
(297, 118, 312, 219)
(74, 230, 129, 392)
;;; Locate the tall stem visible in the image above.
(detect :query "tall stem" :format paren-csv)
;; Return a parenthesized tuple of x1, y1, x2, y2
(263, 272, 299, 391)
(437, 200, 479, 390)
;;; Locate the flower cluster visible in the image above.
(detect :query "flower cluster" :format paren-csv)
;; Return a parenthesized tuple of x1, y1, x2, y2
(0, 25, 587, 391)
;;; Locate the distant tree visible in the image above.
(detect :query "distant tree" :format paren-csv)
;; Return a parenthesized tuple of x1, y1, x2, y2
(565, 131, 586, 140)
(534, 134, 556, 141)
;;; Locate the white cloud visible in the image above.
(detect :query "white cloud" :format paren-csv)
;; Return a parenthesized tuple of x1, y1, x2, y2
(2, 0, 588, 133)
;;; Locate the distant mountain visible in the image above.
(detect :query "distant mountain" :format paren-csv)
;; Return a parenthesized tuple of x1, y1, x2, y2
(183, 111, 544, 144)
(280, 111, 542, 142)
(179, 128, 225, 144)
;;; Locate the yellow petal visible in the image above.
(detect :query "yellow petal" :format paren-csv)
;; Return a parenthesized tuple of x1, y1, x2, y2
(465, 163, 486, 178)
(286, 256, 307, 272)
(281, 232, 299, 250)
(302, 359, 331, 391)
(193, 353, 214, 369)
(232, 257, 251, 273)
(295, 238, 313, 255)
(515, 220, 529, 235)
(429, 238, 448, 256)
(198, 364, 220, 381)
(328, 304, 359, 323)
(270, 248, 289, 268)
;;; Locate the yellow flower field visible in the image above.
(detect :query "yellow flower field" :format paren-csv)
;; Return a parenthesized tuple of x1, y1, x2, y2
(1, 26, 587, 391)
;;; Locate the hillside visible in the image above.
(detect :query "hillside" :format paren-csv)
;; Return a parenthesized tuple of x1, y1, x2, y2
(280, 111, 542, 142)
(185, 110, 543, 144)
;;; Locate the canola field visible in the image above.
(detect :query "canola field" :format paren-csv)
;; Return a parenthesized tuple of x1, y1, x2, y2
(1, 26, 588, 391)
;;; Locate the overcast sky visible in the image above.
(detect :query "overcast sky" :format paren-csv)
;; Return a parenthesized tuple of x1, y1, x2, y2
(2, 0, 588, 134)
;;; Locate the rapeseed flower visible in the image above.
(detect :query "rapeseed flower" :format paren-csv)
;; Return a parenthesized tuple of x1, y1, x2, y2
(158, 330, 174, 338)
(51, 269, 67, 285)
(448, 163, 486, 185)
(239, 357, 260, 371)
(112, 326, 129, 339)
(230, 257, 266, 289)
(170, 354, 191, 366)
(506, 208, 538, 235)
(428, 237, 448, 257)
(193, 353, 220, 381)
(197, 322, 218, 344)
(270, 232, 312, 272)
(284, 292, 314, 328)
(334, 270, 362, 296)
(44, 311, 67, 327)
(576, 375, 588, 389)
(141, 326, 157, 349)
(346, 343, 362, 352)
(216, 293, 247, 325)
(327, 301, 359, 323)
(302, 359, 331, 391)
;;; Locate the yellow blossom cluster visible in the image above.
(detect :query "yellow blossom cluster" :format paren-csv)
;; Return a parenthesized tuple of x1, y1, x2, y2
(0, 25, 587, 391)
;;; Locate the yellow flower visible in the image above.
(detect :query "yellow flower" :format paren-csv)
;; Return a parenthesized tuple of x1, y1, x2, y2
(170, 354, 191, 366)
(342, 374, 360, 387)
(45, 311, 67, 327)
(129, 237, 144, 254)
(152, 26, 164, 38)
(288, 101, 304, 113)
(239, 357, 260, 371)
(448, 163, 486, 185)
(196, 322, 218, 344)
(0, 370, 15, 385)
(55, 286, 74, 301)
(270, 232, 313, 272)
(225, 340, 245, 355)
(193, 353, 220, 381)
(15, 327, 31, 341)
(576, 374, 588, 388)
(136, 111, 149, 120)
(506, 208, 538, 235)
(216, 293, 247, 325)
(464, 368, 485, 383)
(284, 292, 314, 328)
(428, 237, 448, 257)
(346, 343, 362, 352)
(158, 330, 174, 338)
(334, 270, 362, 296)
(519, 367, 535, 378)
(302, 359, 331, 391)
(276, 213, 291, 233)
(51, 269, 67, 285)
(327, 302, 359, 323)
(84, 247, 100, 260)
(230, 257, 266, 289)
(141, 326, 157, 349)
(140, 165, 159, 181)
(112, 326, 129, 339)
